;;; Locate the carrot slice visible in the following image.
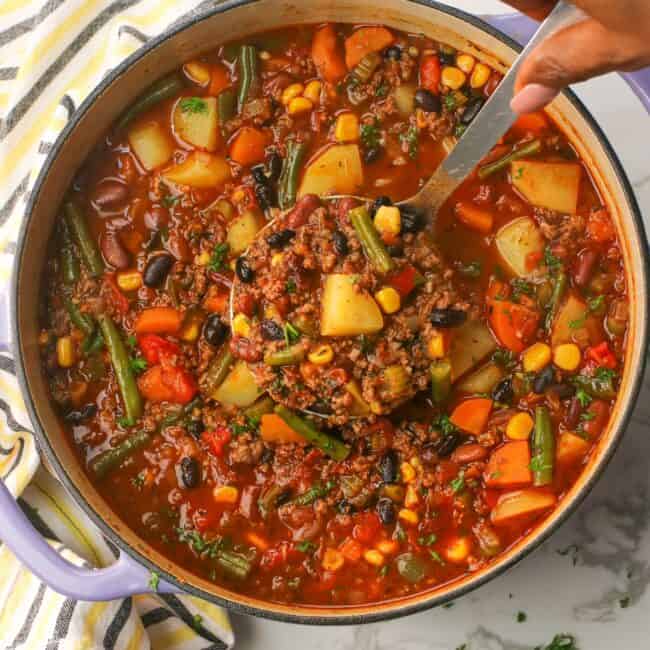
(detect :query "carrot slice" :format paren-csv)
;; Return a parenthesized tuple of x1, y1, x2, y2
(455, 202, 494, 234)
(490, 488, 556, 526)
(512, 112, 548, 136)
(229, 127, 270, 166)
(450, 398, 493, 435)
(488, 299, 539, 353)
(260, 414, 306, 444)
(134, 307, 183, 335)
(344, 26, 395, 70)
(312, 24, 347, 82)
(208, 63, 231, 96)
(485, 441, 532, 488)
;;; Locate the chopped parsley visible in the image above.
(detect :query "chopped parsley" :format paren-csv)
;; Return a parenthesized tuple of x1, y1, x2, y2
(556, 543, 580, 566)
(443, 93, 458, 111)
(511, 278, 534, 300)
(161, 194, 179, 208)
(517, 611, 527, 623)
(575, 388, 592, 408)
(450, 471, 465, 493)
(492, 348, 516, 369)
(230, 416, 260, 437)
(126, 335, 137, 351)
(569, 315, 586, 330)
(375, 81, 389, 98)
(432, 414, 456, 436)
(570, 296, 605, 329)
(177, 528, 224, 558)
(379, 565, 390, 577)
(208, 242, 230, 272)
(395, 526, 407, 542)
(285, 278, 297, 294)
(131, 472, 146, 489)
(587, 295, 605, 312)
(359, 334, 374, 354)
(296, 540, 316, 553)
(544, 246, 563, 273)
(418, 533, 438, 546)
(129, 356, 147, 374)
(529, 455, 552, 474)
(117, 416, 133, 428)
(149, 571, 160, 592)
(429, 549, 444, 564)
(400, 124, 419, 159)
(580, 411, 596, 422)
(454, 124, 467, 138)
(283, 321, 301, 346)
(292, 480, 335, 506)
(360, 120, 382, 149)
(180, 97, 208, 114)
(595, 367, 617, 382)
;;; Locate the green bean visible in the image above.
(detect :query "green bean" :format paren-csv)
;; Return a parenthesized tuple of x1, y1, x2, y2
(572, 374, 617, 400)
(203, 346, 234, 395)
(115, 73, 185, 132)
(90, 430, 151, 479)
(237, 45, 258, 113)
(275, 405, 350, 461)
(216, 549, 252, 580)
(532, 406, 554, 486)
(430, 359, 452, 404)
(291, 481, 335, 506)
(349, 206, 395, 274)
(82, 330, 104, 355)
(278, 140, 308, 210)
(64, 298, 94, 337)
(217, 89, 236, 124)
(257, 484, 284, 519)
(544, 271, 567, 331)
(478, 139, 542, 179)
(64, 202, 104, 277)
(243, 395, 275, 420)
(60, 221, 80, 285)
(97, 314, 143, 425)
(264, 344, 305, 366)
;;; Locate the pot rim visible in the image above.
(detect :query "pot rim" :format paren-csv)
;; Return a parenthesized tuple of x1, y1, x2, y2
(10, 0, 650, 625)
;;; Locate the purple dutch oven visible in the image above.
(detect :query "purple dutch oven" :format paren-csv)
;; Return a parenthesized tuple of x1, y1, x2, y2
(2, 0, 650, 624)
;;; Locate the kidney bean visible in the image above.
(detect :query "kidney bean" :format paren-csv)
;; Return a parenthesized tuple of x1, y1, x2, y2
(378, 449, 399, 483)
(91, 180, 129, 209)
(180, 457, 201, 489)
(144, 206, 170, 230)
(100, 232, 130, 269)
(451, 443, 488, 464)
(143, 253, 174, 287)
(573, 248, 599, 288)
(229, 336, 263, 362)
(565, 397, 582, 429)
(285, 194, 321, 229)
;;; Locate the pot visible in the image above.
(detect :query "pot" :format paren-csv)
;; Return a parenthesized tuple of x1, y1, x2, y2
(4, 0, 650, 624)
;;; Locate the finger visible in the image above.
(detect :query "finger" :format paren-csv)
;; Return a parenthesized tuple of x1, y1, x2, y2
(497, 0, 556, 21)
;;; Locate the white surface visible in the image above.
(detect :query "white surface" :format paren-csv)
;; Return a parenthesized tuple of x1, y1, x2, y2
(231, 2, 650, 648)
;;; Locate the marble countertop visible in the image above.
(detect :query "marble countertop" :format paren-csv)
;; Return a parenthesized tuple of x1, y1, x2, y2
(232, 2, 650, 648)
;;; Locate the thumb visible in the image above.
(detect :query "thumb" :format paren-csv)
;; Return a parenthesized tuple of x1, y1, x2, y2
(511, 17, 650, 113)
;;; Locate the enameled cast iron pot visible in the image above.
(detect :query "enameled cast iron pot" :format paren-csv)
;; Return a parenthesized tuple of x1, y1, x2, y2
(3, 0, 650, 624)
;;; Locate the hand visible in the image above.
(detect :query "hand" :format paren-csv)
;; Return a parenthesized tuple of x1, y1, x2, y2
(504, 1, 650, 113)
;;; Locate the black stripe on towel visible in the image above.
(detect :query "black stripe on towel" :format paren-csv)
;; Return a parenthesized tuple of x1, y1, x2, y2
(45, 598, 77, 649)
(141, 606, 174, 628)
(8, 582, 47, 648)
(102, 597, 132, 649)
(0, 436, 23, 480)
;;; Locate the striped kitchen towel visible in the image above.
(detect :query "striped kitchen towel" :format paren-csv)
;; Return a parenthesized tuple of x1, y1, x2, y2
(0, 1, 236, 648)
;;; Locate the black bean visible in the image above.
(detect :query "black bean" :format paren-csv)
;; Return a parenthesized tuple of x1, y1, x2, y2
(180, 456, 200, 489)
(235, 257, 254, 283)
(337, 499, 354, 515)
(143, 253, 174, 288)
(376, 497, 396, 525)
(332, 230, 349, 255)
(187, 419, 204, 439)
(438, 50, 456, 66)
(460, 97, 485, 125)
(430, 308, 467, 328)
(260, 446, 274, 464)
(261, 319, 284, 341)
(363, 147, 382, 164)
(379, 449, 399, 483)
(384, 46, 402, 61)
(414, 88, 441, 113)
(266, 228, 296, 249)
(203, 314, 228, 347)
(64, 403, 97, 424)
(251, 164, 267, 184)
(387, 243, 404, 257)
(432, 431, 462, 458)
(492, 378, 514, 404)
(533, 365, 555, 394)
(549, 383, 576, 400)
(372, 196, 392, 216)
(309, 400, 333, 416)
(275, 488, 292, 507)
(400, 206, 424, 233)
(267, 152, 283, 182)
(254, 182, 275, 211)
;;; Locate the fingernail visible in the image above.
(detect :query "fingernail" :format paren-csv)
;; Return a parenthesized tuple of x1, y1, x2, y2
(511, 83, 559, 114)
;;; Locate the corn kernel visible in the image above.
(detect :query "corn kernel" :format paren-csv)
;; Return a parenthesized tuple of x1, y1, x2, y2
(196, 251, 211, 266)
(271, 253, 284, 267)
(308, 344, 334, 365)
(400, 462, 416, 484)
(553, 343, 581, 372)
(183, 61, 211, 86)
(363, 549, 385, 567)
(370, 400, 383, 415)
(456, 53, 476, 74)
(376, 539, 399, 555)
(213, 485, 239, 504)
(281, 83, 304, 105)
(506, 412, 535, 440)
(410, 456, 422, 471)
(56, 336, 75, 368)
(264, 304, 281, 320)
(398, 508, 419, 526)
(374, 287, 401, 314)
(374, 205, 401, 236)
(116, 269, 142, 292)
(322, 548, 345, 571)
(404, 484, 420, 509)
(444, 536, 471, 564)
(232, 313, 251, 337)
(259, 50, 271, 61)
(303, 80, 322, 104)
(523, 342, 552, 373)
(288, 96, 313, 115)
(441, 66, 467, 90)
(381, 484, 405, 502)
(470, 62, 491, 89)
(427, 332, 446, 359)
(335, 112, 360, 143)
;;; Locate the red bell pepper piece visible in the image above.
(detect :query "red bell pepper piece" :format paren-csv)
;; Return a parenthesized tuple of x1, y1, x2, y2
(203, 426, 231, 457)
(389, 264, 423, 297)
(586, 341, 617, 369)
(419, 54, 441, 94)
(138, 334, 180, 364)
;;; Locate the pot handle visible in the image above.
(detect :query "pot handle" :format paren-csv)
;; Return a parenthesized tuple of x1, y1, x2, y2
(484, 12, 650, 114)
(0, 478, 181, 600)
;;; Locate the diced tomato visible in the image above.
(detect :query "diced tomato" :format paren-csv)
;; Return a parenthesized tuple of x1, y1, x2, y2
(581, 400, 610, 439)
(420, 54, 441, 94)
(304, 449, 324, 465)
(585, 341, 617, 369)
(138, 334, 180, 364)
(203, 426, 231, 457)
(318, 570, 339, 591)
(352, 511, 381, 544)
(138, 361, 197, 404)
(389, 264, 421, 297)
(260, 547, 284, 572)
(339, 538, 363, 562)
